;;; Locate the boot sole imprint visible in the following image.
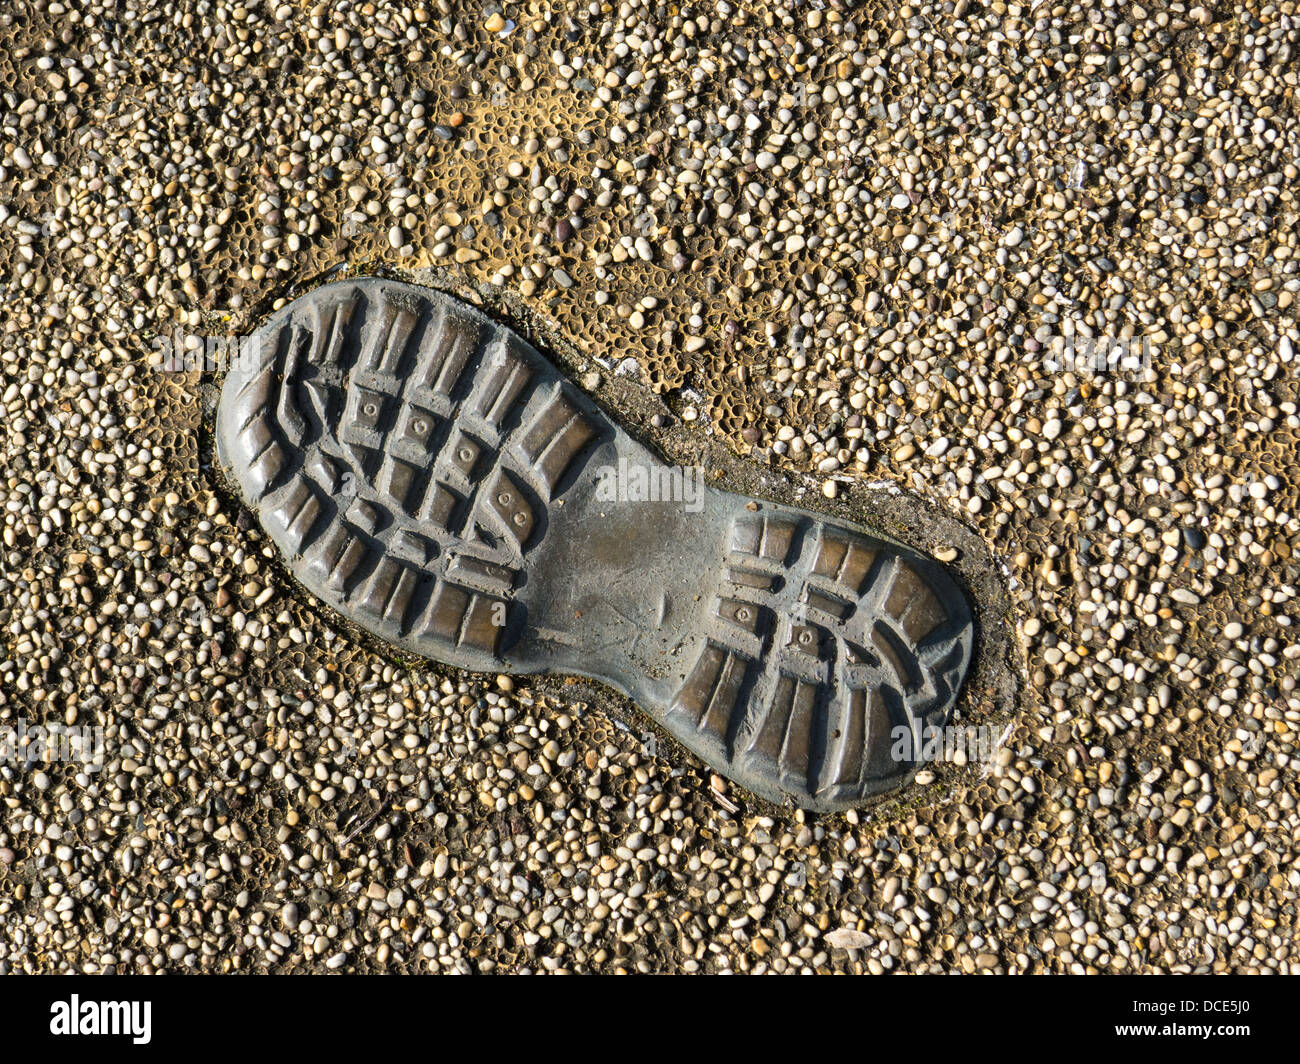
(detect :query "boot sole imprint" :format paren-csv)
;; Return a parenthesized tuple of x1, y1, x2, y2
(216, 278, 975, 811)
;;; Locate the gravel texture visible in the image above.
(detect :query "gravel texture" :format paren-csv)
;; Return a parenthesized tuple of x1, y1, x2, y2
(0, 0, 1297, 973)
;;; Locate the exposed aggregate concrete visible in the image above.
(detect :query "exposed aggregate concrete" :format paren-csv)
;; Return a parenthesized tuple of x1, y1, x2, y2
(0, 0, 1297, 973)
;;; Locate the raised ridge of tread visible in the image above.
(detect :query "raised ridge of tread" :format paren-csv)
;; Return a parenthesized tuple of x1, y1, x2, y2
(698, 649, 751, 741)
(883, 560, 948, 642)
(672, 643, 727, 724)
(363, 296, 420, 376)
(268, 477, 322, 553)
(801, 585, 853, 621)
(246, 439, 288, 496)
(812, 528, 879, 594)
(276, 327, 308, 445)
(305, 290, 361, 373)
(326, 537, 371, 596)
(729, 514, 798, 564)
(461, 593, 505, 653)
(715, 597, 765, 637)
(468, 338, 534, 433)
(414, 303, 480, 399)
(826, 686, 868, 790)
(355, 556, 404, 620)
(382, 457, 423, 515)
(746, 673, 821, 786)
(727, 565, 778, 591)
(446, 552, 516, 593)
(391, 528, 435, 566)
(479, 468, 536, 548)
(421, 480, 462, 530)
(516, 388, 599, 496)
